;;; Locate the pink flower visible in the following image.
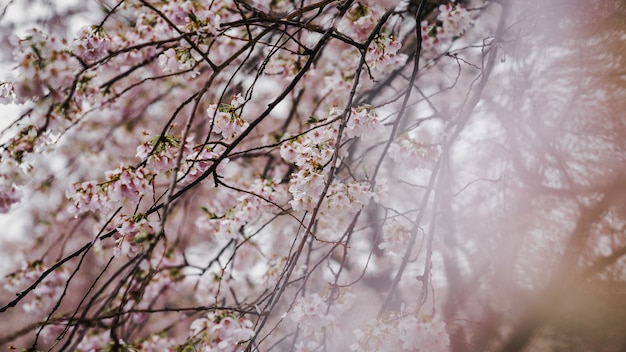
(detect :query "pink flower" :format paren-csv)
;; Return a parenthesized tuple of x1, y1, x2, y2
(388, 134, 439, 170)
(345, 106, 381, 139)
(365, 35, 407, 73)
(338, 3, 383, 42)
(136, 334, 177, 352)
(106, 166, 151, 204)
(0, 82, 15, 104)
(379, 219, 411, 254)
(72, 26, 112, 62)
(113, 215, 157, 257)
(207, 94, 250, 141)
(188, 311, 254, 351)
(77, 330, 111, 352)
(66, 180, 110, 216)
(0, 182, 21, 213)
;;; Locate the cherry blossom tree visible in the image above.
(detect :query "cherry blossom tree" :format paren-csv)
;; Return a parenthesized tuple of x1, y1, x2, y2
(1, 0, 625, 351)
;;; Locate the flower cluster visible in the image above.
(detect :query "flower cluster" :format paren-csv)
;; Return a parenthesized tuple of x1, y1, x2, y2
(379, 218, 412, 254)
(10, 28, 78, 102)
(338, 2, 383, 42)
(180, 144, 228, 184)
(281, 112, 375, 216)
(207, 94, 249, 141)
(280, 126, 337, 170)
(287, 168, 328, 212)
(65, 180, 110, 216)
(136, 133, 192, 174)
(187, 311, 255, 351)
(134, 333, 177, 352)
(388, 135, 440, 170)
(6, 125, 39, 163)
(365, 35, 408, 74)
(421, 3, 473, 59)
(3, 262, 71, 314)
(196, 177, 289, 240)
(137, 131, 229, 185)
(290, 292, 334, 335)
(76, 330, 112, 352)
(345, 105, 381, 139)
(66, 165, 152, 216)
(72, 25, 112, 62)
(290, 289, 354, 351)
(0, 181, 21, 213)
(158, 46, 206, 77)
(113, 214, 158, 257)
(324, 180, 373, 215)
(280, 119, 338, 211)
(0, 82, 16, 104)
(73, 328, 177, 351)
(106, 165, 151, 204)
(350, 311, 450, 351)
(249, 0, 293, 14)
(161, 0, 223, 35)
(438, 3, 473, 38)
